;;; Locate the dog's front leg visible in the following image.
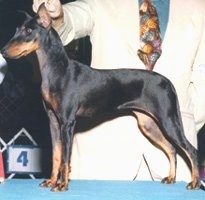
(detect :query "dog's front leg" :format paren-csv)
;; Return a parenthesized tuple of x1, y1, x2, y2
(40, 109, 62, 189)
(51, 119, 76, 192)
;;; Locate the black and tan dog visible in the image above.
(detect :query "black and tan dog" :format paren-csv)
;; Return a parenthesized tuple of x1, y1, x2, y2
(1, 4, 201, 192)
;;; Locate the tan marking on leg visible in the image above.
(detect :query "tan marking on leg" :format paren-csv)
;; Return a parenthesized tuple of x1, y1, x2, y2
(133, 111, 176, 183)
(180, 147, 201, 189)
(40, 141, 62, 188)
(52, 163, 70, 191)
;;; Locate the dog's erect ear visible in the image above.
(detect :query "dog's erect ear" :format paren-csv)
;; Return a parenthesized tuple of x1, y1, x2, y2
(37, 3, 52, 29)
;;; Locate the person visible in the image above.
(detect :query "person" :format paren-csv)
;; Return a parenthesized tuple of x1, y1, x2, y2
(32, 0, 205, 182)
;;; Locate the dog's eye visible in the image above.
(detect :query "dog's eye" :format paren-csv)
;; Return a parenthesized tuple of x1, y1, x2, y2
(25, 28, 32, 35)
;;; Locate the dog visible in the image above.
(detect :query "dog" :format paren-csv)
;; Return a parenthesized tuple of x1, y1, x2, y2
(0, 3, 201, 192)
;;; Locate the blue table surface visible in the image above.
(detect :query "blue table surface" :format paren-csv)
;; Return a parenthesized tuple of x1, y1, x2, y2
(0, 179, 204, 200)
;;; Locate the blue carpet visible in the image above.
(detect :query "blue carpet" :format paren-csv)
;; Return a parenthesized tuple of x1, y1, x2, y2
(0, 179, 204, 200)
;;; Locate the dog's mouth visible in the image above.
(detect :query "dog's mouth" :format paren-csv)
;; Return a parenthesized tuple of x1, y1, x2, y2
(1, 49, 30, 59)
(13, 50, 30, 59)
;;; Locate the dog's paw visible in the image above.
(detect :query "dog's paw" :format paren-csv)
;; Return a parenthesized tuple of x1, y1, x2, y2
(51, 181, 69, 192)
(186, 180, 201, 190)
(39, 179, 56, 188)
(161, 176, 176, 184)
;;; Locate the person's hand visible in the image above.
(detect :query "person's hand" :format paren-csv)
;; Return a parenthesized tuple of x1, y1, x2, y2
(33, 0, 64, 27)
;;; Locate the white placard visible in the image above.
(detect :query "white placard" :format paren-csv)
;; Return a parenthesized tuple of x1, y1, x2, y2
(7, 145, 42, 173)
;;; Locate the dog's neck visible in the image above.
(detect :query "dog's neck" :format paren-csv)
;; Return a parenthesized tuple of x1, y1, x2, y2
(35, 26, 70, 93)
(36, 27, 69, 77)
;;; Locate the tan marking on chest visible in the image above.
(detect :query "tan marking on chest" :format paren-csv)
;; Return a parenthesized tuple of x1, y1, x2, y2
(42, 87, 59, 111)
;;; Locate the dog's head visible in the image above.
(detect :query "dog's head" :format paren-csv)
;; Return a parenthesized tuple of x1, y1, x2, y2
(1, 3, 52, 59)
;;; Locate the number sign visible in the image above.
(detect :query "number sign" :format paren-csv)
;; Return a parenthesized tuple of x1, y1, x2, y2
(7, 145, 42, 173)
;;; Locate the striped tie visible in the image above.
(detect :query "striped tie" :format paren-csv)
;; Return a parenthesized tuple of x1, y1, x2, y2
(137, 0, 162, 70)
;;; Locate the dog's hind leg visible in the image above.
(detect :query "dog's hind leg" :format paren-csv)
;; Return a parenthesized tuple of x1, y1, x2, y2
(133, 111, 177, 184)
(177, 142, 200, 189)
(164, 128, 201, 190)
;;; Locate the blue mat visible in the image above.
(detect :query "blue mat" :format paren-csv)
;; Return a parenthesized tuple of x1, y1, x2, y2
(0, 179, 204, 200)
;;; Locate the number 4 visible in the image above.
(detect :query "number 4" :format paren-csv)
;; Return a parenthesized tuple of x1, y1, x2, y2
(17, 151, 29, 167)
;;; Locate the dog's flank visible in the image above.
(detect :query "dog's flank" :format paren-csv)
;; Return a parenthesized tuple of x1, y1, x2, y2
(1, 3, 201, 192)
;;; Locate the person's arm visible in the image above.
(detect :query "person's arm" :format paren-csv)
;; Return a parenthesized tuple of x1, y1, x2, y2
(33, 0, 95, 45)
(57, 1, 95, 45)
